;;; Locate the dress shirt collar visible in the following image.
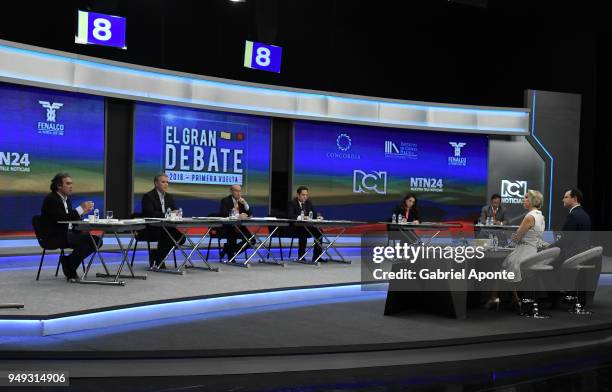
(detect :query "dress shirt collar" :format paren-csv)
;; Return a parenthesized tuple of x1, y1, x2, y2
(570, 204, 581, 214)
(56, 192, 68, 203)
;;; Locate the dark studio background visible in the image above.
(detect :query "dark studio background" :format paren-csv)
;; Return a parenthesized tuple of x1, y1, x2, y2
(1, 0, 609, 228)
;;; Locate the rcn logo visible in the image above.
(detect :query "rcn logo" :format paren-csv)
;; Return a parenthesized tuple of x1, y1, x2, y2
(501, 180, 527, 204)
(448, 142, 467, 166)
(353, 170, 387, 195)
(37, 100, 65, 136)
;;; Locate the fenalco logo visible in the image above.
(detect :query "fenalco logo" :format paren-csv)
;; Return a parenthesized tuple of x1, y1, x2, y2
(353, 170, 387, 194)
(326, 133, 360, 160)
(410, 177, 444, 192)
(38, 101, 65, 136)
(384, 140, 418, 159)
(501, 180, 527, 204)
(448, 142, 467, 166)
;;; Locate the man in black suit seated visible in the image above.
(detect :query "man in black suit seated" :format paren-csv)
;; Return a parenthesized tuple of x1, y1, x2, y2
(40, 173, 98, 281)
(550, 188, 592, 267)
(288, 186, 323, 262)
(219, 184, 253, 261)
(141, 173, 185, 268)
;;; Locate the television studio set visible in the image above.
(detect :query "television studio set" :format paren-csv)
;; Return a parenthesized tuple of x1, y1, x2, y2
(1, 1, 611, 391)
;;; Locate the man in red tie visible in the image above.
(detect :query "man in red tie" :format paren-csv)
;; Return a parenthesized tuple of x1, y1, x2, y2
(479, 194, 507, 225)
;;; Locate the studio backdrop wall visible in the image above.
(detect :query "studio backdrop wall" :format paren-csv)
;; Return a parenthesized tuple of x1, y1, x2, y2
(292, 120, 489, 222)
(0, 81, 105, 233)
(133, 102, 271, 217)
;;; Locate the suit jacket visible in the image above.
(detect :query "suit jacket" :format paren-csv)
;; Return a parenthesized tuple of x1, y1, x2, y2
(393, 205, 419, 223)
(479, 204, 507, 224)
(142, 188, 178, 218)
(220, 195, 252, 217)
(40, 192, 82, 247)
(552, 205, 591, 264)
(288, 198, 316, 220)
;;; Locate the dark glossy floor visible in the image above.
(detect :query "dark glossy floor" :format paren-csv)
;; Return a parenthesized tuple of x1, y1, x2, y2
(3, 344, 612, 392)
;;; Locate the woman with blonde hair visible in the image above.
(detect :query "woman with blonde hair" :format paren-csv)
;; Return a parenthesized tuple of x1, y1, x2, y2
(484, 189, 546, 310)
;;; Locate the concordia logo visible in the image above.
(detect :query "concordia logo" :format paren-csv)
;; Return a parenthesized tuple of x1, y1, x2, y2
(326, 132, 360, 160)
(38, 100, 65, 135)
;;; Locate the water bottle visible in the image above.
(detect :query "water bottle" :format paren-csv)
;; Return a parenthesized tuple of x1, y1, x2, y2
(308, 210, 313, 220)
(493, 235, 499, 251)
(93, 209, 99, 222)
(165, 208, 171, 219)
(299, 210, 305, 221)
(392, 213, 397, 224)
(178, 208, 183, 220)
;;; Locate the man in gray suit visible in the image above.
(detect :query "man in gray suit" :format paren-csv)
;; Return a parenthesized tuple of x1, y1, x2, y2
(479, 194, 508, 225)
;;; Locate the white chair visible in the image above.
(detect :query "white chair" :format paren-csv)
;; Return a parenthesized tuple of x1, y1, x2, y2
(561, 246, 603, 315)
(518, 247, 560, 318)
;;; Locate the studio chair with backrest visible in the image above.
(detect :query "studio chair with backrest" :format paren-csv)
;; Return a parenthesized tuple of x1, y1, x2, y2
(32, 215, 73, 280)
(265, 209, 298, 261)
(561, 246, 603, 315)
(130, 212, 177, 268)
(204, 212, 248, 262)
(205, 212, 224, 262)
(518, 247, 560, 319)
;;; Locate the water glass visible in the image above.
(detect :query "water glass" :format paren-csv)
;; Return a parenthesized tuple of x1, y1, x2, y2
(106, 211, 113, 220)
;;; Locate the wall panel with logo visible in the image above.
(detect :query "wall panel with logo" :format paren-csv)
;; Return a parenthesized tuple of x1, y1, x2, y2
(0, 82, 105, 233)
(292, 120, 488, 222)
(133, 102, 271, 217)
(487, 136, 546, 225)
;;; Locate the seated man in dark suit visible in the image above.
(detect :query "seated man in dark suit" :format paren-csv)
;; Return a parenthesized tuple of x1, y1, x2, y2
(288, 186, 323, 262)
(141, 173, 185, 268)
(479, 193, 508, 225)
(219, 184, 253, 261)
(40, 172, 98, 281)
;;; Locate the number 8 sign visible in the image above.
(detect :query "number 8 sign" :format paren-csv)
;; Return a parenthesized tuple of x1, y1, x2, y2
(75, 10, 127, 49)
(244, 41, 282, 73)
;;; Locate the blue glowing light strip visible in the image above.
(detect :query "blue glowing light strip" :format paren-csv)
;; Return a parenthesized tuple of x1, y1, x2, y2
(530, 91, 554, 229)
(0, 42, 529, 134)
(0, 284, 387, 337)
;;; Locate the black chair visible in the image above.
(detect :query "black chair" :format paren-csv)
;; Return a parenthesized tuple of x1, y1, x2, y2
(266, 209, 299, 260)
(205, 213, 224, 262)
(130, 212, 177, 268)
(205, 212, 249, 262)
(32, 215, 72, 280)
(560, 246, 603, 315)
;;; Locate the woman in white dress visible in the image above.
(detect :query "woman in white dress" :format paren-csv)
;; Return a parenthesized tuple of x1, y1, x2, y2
(484, 189, 545, 310)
